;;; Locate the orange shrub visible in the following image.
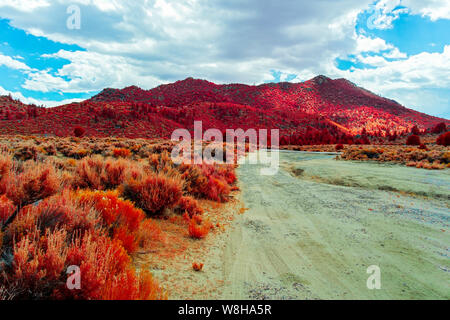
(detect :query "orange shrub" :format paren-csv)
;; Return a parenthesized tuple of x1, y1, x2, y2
(205, 176, 231, 202)
(73, 156, 138, 190)
(101, 269, 166, 300)
(59, 232, 132, 299)
(179, 164, 208, 197)
(77, 190, 143, 231)
(0, 195, 14, 225)
(136, 218, 164, 250)
(72, 156, 105, 190)
(123, 173, 183, 215)
(76, 190, 146, 254)
(176, 196, 203, 218)
(13, 144, 37, 161)
(179, 163, 233, 202)
(2, 162, 60, 207)
(113, 148, 131, 158)
(192, 262, 204, 272)
(188, 215, 212, 239)
(0, 152, 12, 178)
(5, 191, 99, 245)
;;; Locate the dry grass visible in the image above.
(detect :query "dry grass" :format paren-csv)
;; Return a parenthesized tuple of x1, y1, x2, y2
(340, 145, 449, 169)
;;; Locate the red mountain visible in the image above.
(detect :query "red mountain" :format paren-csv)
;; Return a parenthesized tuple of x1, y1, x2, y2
(0, 76, 448, 144)
(0, 95, 41, 120)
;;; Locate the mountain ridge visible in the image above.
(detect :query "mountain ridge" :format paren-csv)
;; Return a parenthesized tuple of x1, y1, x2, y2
(0, 76, 448, 143)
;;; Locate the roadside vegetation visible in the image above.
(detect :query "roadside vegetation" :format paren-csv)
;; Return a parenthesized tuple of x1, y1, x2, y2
(0, 135, 237, 300)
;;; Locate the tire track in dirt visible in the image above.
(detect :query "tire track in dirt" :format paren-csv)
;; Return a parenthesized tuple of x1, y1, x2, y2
(221, 151, 450, 299)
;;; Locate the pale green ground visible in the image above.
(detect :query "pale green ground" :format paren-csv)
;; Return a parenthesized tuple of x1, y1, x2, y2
(221, 151, 449, 300)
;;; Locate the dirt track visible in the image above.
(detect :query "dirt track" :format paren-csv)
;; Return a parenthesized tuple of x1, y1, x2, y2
(220, 151, 449, 299)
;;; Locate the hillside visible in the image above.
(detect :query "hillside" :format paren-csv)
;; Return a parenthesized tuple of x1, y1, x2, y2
(0, 95, 41, 120)
(0, 76, 448, 144)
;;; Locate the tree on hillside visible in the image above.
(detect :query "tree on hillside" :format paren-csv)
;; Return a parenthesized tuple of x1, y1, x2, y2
(406, 134, 421, 146)
(74, 126, 86, 137)
(432, 122, 446, 134)
(436, 131, 450, 146)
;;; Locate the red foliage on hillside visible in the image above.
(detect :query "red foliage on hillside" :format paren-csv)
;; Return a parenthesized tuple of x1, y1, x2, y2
(406, 135, 421, 146)
(437, 131, 450, 146)
(0, 76, 448, 144)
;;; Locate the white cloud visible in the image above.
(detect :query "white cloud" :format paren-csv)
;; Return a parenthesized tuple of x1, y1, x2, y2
(359, 46, 449, 90)
(0, 0, 447, 117)
(364, 0, 450, 31)
(0, 53, 31, 70)
(0, 85, 82, 107)
(328, 45, 450, 116)
(23, 50, 164, 92)
(0, 0, 50, 12)
(0, 0, 373, 88)
(353, 35, 407, 66)
(357, 54, 389, 67)
(355, 35, 393, 53)
(405, 0, 450, 21)
(383, 47, 407, 59)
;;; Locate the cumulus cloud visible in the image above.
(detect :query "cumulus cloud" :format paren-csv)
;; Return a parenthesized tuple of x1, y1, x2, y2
(404, 0, 450, 21)
(23, 50, 163, 92)
(355, 35, 393, 53)
(329, 45, 450, 95)
(0, 53, 31, 70)
(0, 85, 83, 107)
(0, 0, 448, 117)
(0, 0, 373, 87)
(365, 0, 450, 30)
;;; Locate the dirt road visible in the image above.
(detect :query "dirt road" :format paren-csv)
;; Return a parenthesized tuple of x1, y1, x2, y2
(220, 151, 449, 299)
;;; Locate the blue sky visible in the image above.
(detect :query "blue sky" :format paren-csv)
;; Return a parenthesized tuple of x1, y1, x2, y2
(0, 0, 448, 118)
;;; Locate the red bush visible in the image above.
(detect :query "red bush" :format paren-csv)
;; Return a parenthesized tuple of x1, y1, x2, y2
(61, 232, 131, 299)
(432, 122, 446, 134)
(0, 152, 13, 177)
(411, 125, 421, 135)
(2, 162, 59, 207)
(10, 191, 99, 239)
(123, 173, 183, 215)
(2, 194, 166, 300)
(113, 148, 131, 158)
(73, 127, 85, 137)
(188, 215, 212, 239)
(136, 218, 164, 250)
(406, 134, 421, 146)
(436, 131, 450, 146)
(192, 262, 204, 272)
(205, 176, 230, 202)
(176, 196, 203, 218)
(335, 144, 344, 151)
(10, 229, 68, 296)
(76, 190, 146, 254)
(73, 156, 136, 190)
(0, 195, 14, 225)
(101, 269, 167, 300)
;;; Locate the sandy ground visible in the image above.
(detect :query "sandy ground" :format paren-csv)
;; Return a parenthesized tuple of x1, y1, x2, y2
(139, 151, 449, 300)
(220, 151, 449, 300)
(134, 197, 244, 300)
